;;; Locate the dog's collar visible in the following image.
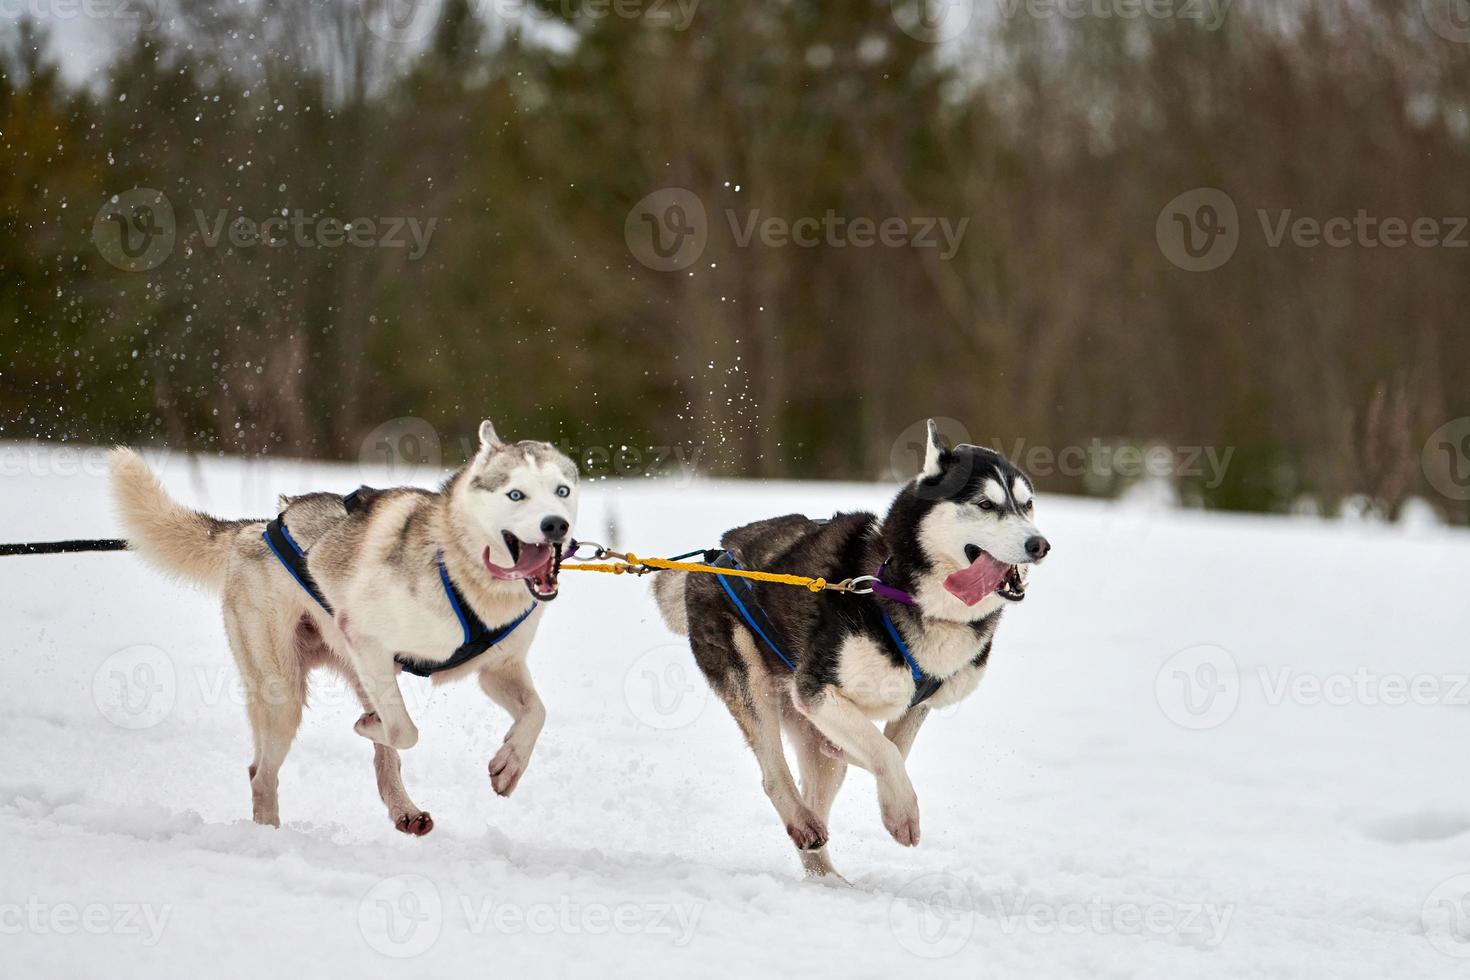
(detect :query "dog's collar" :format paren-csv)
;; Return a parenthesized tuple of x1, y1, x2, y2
(871, 559, 919, 606)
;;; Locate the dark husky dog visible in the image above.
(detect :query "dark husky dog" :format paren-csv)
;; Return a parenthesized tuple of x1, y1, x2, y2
(653, 421, 1049, 876)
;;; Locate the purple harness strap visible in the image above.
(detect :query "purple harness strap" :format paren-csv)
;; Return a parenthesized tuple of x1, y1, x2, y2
(872, 560, 918, 606)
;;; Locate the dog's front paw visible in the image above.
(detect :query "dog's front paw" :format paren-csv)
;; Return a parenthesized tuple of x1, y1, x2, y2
(880, 794, 921, 847)
(355, 711, 419, 750)
(489, 742, 529, 797)
(394, 811, 434, 836)
(785, 807, 829, 851)
(354, 711, 384, 741)
(385, 720, 419, 750)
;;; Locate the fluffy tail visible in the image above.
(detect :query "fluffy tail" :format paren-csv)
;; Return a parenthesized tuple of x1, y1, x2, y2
(109, 448, 237, 590)
(651, 571, 689, 636)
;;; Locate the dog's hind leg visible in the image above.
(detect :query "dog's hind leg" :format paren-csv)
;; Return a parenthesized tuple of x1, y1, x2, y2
(709, 631, 828, 852)
(227, 606, 306, 828)
(479, 659, 545, 798)
(785, 711, 847, 878)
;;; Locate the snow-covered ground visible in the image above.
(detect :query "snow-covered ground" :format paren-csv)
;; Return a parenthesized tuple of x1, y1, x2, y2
(3, 443, 1468, 978)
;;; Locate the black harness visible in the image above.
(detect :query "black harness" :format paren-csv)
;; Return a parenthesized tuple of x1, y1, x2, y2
(396, 561, 535, 678)
(712, 550, 944, 708)
(261, 489, 535, 678)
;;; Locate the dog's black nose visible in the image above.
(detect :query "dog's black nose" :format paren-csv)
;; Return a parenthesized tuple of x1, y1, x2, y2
(540, 516, 569, 542)
(1025, 536, 1050, 560)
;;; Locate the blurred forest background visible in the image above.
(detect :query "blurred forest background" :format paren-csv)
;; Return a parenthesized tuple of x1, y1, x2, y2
(2, 0, 1468, 520)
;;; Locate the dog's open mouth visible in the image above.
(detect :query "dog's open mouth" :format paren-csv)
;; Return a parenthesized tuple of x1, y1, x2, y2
(483, 532, 560, 601)
(943, 543, 1027, 606)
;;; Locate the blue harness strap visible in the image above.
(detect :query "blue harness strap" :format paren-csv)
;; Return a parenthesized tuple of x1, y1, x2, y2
(263, 517, 333, 614)
(394, 554, 536, 677)
(711, 549, 943, 708)
(713, 551, 798, 671)
(263, 513, 533, 677)
(878, 606, 944, 707)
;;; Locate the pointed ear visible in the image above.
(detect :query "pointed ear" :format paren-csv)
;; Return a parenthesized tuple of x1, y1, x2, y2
(477, 419, 504, 456)
(920, 418, 948, 479)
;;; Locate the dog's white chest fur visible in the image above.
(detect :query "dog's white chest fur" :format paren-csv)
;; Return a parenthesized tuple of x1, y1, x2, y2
(834, 618, 989, 720)
(337, 572, 540, 666)
(344, 578, 464, 654)
(908, 617, 991, 678)
(835, 635, 917, 720)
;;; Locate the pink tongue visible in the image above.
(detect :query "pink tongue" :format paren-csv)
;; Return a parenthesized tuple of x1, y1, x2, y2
(486, 543, 553, 579)
(943, 553, 1012, 606)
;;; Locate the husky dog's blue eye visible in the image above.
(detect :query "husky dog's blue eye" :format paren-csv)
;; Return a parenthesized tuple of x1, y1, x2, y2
(977, 499, 996, 511)
(555, 485, 571, 498)
(507, 489, 525, 501)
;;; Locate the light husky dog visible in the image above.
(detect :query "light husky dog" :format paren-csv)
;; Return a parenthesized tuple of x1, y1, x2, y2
(653, 421, 1049, 876)
(110, 420, 577, 834)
